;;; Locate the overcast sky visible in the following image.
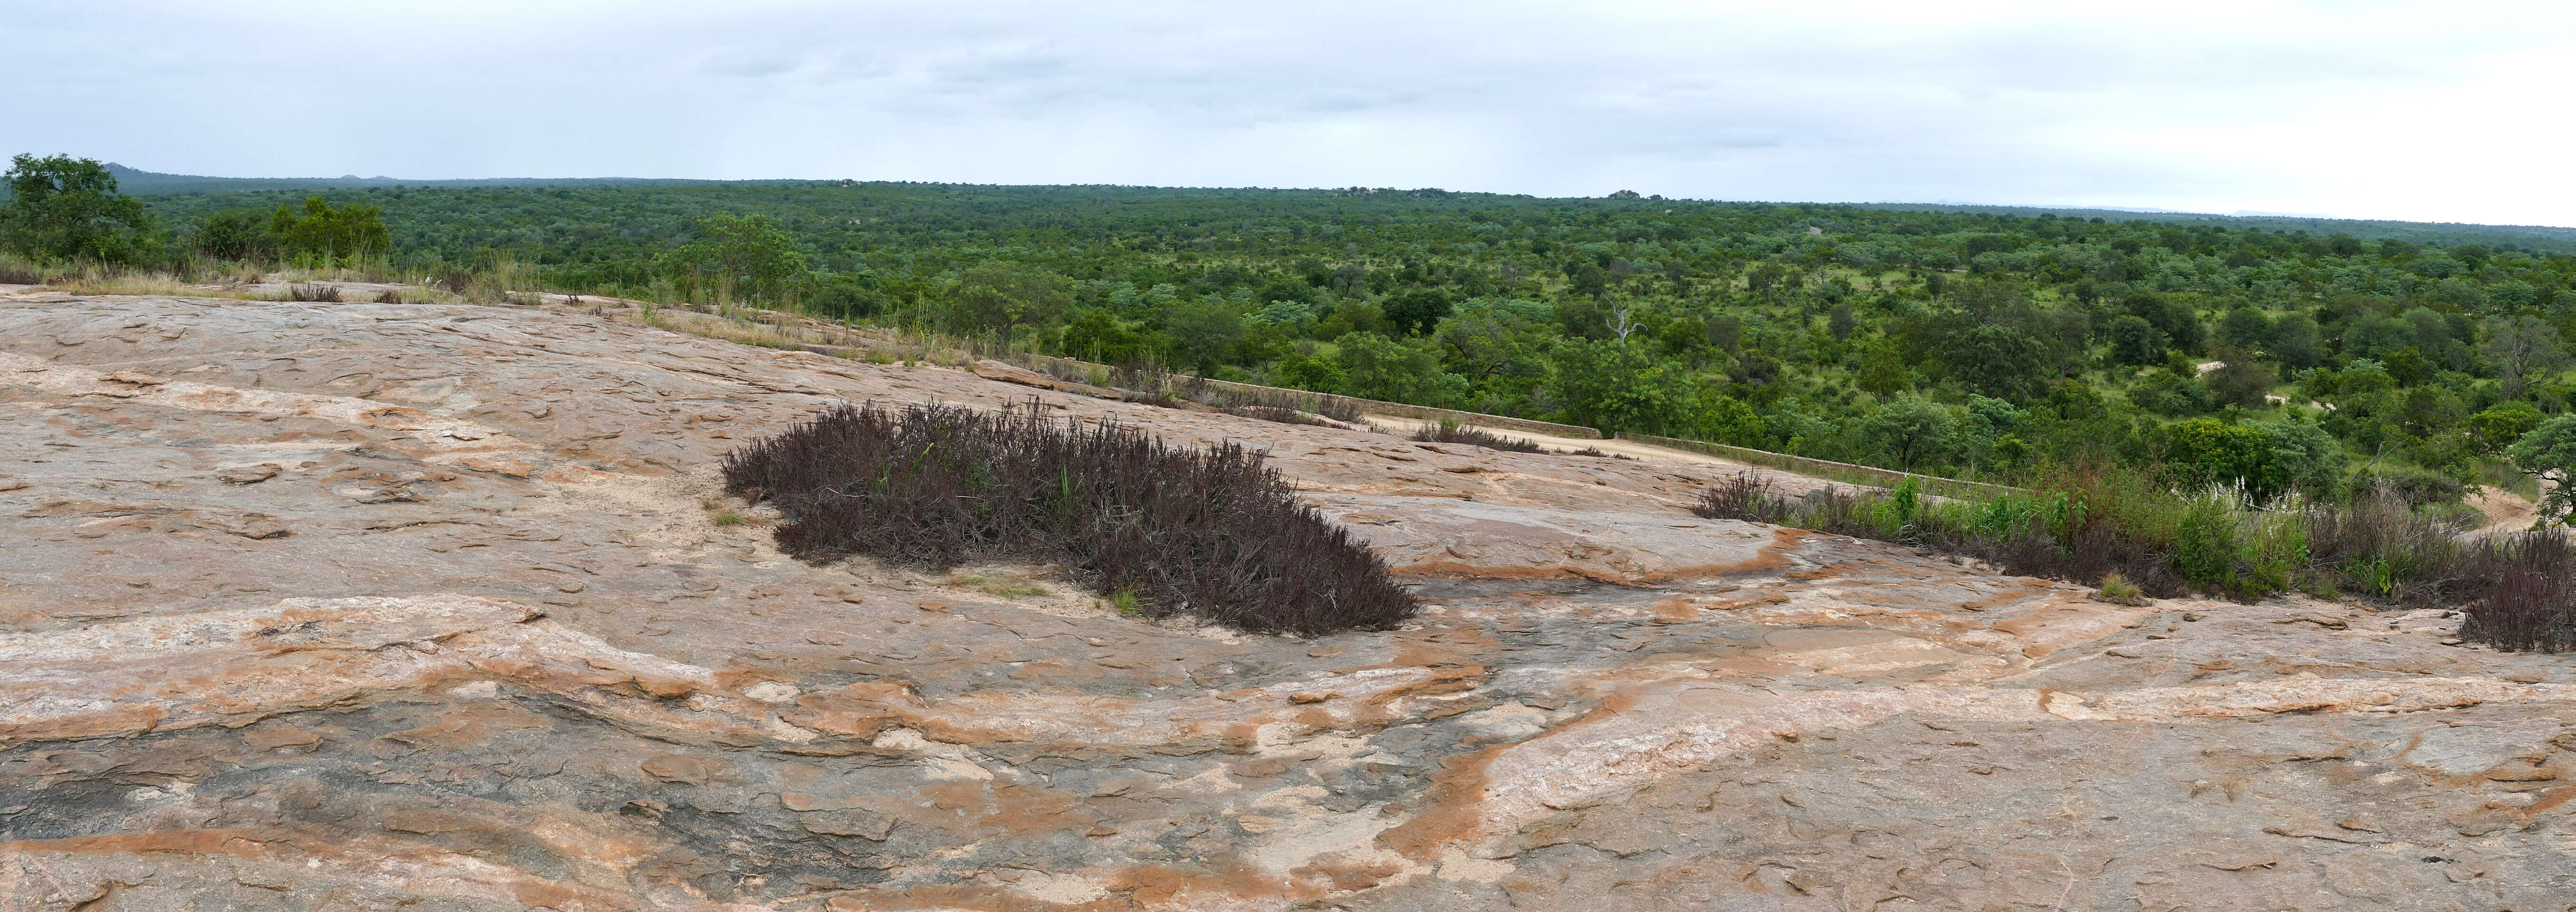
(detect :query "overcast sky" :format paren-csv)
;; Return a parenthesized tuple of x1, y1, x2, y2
(7, 0, 2570, 225)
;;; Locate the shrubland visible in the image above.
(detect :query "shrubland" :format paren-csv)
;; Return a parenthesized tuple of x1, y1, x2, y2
(718, 401, 1417, 636)
(11, 153, 2575, 528)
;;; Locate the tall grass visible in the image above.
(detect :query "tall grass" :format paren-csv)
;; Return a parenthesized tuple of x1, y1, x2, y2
(720, 401, 1419, 636)
(1697, 469, 2574, 652)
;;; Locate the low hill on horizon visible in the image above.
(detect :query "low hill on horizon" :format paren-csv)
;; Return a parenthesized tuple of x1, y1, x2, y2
(98, 163, 2576, 251)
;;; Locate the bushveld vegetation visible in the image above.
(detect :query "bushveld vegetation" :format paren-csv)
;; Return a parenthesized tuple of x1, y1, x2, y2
(12, 156, 2573, 634)
(1696, 471, 2574, 652)
(718, 401, 1417, 636)
(15, 156, 2566, 519)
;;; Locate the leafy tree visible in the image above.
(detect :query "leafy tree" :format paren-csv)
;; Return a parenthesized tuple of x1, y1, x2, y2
(2131, 371, 2213, 417)
(1061, 308, 1147, 365)
(1274, 353, 1347, 395)
(2480, 314, 2569, 400)
(2107, 314, 2167, 366)
(943, 260, 1070, 342)
(1546, 338, 1692, 434)
(269, 196, 390, 261)
(2471, 401, 2545, 455)
(1827, 302, 1857, 342)
(1654, 314, 1708, 360)
(2204, 349, 2277, 408)
(1336, 332, 1464, 406)
(1942, 323, 2052, 402)
(1165, 299, 1247, 373)
(668, 213, 804, 302)
(1745, 261, 1787, 300)
(1381, 289, 1454, 336)
(1566, 261, 1607, 298)
(2166, 418, 2276, 493)
(192, 209, 273, 260)
(2217, 306, 2272, 350)
(1861, 396, 1954, 471)
(0, 154, 154, 263)
(2507, 414, 2576, 527)
(2268, 313, 2324, 370)
(1855, 339, 1913, 398)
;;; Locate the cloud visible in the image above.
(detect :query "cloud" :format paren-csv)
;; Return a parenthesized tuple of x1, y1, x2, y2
(1, 0, 2569, 225)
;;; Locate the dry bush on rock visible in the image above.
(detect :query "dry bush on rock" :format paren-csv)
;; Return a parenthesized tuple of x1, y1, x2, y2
(721, 401, 1418, 636)
(288, 283, 342, 302)
(1411, 420, 1544, 454)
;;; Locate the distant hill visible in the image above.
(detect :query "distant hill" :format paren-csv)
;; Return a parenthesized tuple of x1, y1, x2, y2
(91, 164, 2576, 252)
(100, 163, 748, 196)
(1859, 201, 2576, 251)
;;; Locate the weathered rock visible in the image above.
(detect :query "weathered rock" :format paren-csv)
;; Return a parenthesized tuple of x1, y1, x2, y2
(1, 292, 2572, 910)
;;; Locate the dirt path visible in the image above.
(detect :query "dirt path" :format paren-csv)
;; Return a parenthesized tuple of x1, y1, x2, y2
(2468, 484, 2539, 534)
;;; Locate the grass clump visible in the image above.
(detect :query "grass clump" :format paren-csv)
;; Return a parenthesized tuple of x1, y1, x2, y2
(1696, 468, 2576, 652)
(1411, 420, 1544, 454)
(2094, 572, 2146, 606)
(720, 401, 1418, 636)
(288, 283, 343, 302)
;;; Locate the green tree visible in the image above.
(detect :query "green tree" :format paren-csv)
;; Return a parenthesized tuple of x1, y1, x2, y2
(1336, 332, 1464, 406)
(1854, 339, 1913, 398)
(1165, 299, 1247, 373)
(2204, 349, 2277, 408)
(192, 209, 273, 261)
(942, 260, 1071, 342)
(269, 196, 392, 260)
(1381, 289, 1454, 336)
(0, 154, 154, 263)
(1567, 261, 1608, 298)
(2217, 306, 2271, 350)
(1274, 353, 1347, 394)
(2107, 314, 2167, 366)
(2480, 314, 2569, 401)
(1861, 395, 1955, 471)
(1943, 323, 2052, 402)
(1545, 337, 1692, 434)
(1827, 303, 1858, 342)
(1061, 308, 1146, 365)
(2507, 414, 2576, 527)
(2471, 401, 2545, 455)
(2268, 313, 2324, 370)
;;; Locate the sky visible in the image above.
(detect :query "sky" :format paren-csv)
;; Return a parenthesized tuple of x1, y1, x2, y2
(6, 0, 2572, 226)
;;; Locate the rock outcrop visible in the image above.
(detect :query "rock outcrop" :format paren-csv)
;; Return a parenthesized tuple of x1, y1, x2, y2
(1, 293, 2570, 911)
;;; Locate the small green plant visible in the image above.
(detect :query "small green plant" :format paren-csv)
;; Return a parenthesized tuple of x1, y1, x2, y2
(1109, 588, 1143, 616)
(710, 510, 748, 527)
(2095, 572, 2146, 606)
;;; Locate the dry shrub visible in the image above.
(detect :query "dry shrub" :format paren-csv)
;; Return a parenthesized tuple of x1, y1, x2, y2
(289, 283, 343, 302)
(2458, 532, 2576, 652)
(1412, 420, 1544, 454)
(720, 401, 1418, 636)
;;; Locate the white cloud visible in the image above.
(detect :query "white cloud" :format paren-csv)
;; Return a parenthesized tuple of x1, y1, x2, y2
(0, 0, 2567, 225)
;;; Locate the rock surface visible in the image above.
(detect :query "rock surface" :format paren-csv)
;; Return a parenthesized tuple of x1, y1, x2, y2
(1, 293, 2572, 911)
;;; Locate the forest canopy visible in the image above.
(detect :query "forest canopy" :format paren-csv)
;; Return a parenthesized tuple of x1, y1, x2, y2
(67, 174, 2576, 507)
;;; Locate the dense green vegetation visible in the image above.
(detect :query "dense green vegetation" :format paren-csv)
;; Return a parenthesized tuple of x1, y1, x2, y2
(15, 157, 2576, 514)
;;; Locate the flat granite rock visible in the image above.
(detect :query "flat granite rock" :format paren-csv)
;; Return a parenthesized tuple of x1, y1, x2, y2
(0, 292, 2571, 911)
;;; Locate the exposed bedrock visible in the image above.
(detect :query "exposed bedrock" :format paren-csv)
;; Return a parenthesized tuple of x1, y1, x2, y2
(0, 293, 2569, 911)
